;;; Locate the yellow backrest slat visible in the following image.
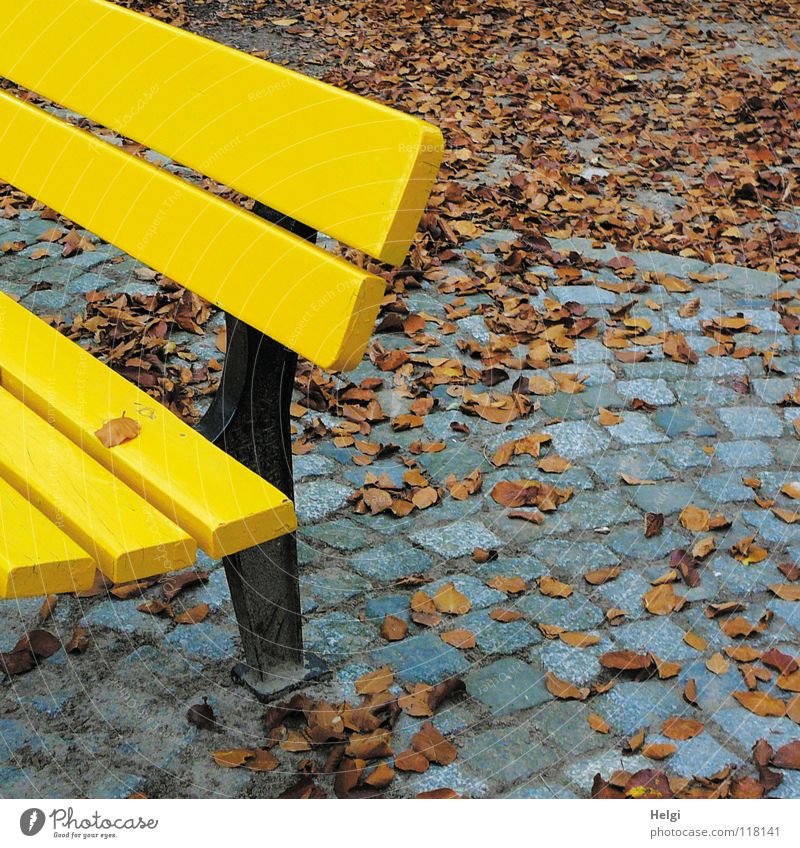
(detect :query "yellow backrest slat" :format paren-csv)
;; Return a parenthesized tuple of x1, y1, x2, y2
(0, 293, 297, 559)
(0, 0, 443, 265)
(0, 387, 196, 584)
(0, 90, 385, 371)
(0, 476, 95, 599)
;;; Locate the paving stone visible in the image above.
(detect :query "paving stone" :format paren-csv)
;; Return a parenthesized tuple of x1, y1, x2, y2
(301, 518, 370, 551)
(466, 657, 551, 716)
(694, 356, 748, 378)
(607, 411, 670, 445)
(364, 594, 410, 624)
(698, 472, 754, 503)
(305, 611, 373, 661)
(741, 508, 800, 545)
(294, 480, 351, 522)
(415, 444, 489, 481)
(563, 748, 651, 792)
(626, 481, 705, 515)
(676, 661, 742, 711)
(504, 781, 579, 799)
(715, 440, 773, 469)
(163, 622, 236, 662)
(300, 567, 370, 610)
(654, 407, 717, 438)
(474, 555, 549, 582)
(535, 636, 610, 685)
(751, 377, 793, 405)
(517, 591, 604, 630)
(551, 284, 616, 306)
(81, 600, 171, 638)
(594, 679, 691, 735)
(457, 609, 542, 654)
(611, 618, 697, 661)
(409, 520, 501, 559)
(716, 406, 783, 438)
(616, 377, 676, 406)
(710, 708, 800, 753)
(660, 442, 713, 469)
(559, 492, 640, 529)
(651, 732, 742, 778)
(542, 420, 611, 458)
(597, 571, 652, 619)
(769, 769, 800, 799)
(350, 539, 432, 580)
(293, 452, 336, 480)
(460, 725, 558, 792)
(529, 540, 619, 576)
(607, 526, 689, 560)
(588, 449, 672, 484)
(372, 631, 469, 684)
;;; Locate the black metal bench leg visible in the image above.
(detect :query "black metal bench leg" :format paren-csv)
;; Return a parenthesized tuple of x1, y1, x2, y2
(196, 205, 326, 700)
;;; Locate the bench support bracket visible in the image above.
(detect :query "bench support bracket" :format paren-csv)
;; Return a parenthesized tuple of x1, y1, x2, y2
(197, 205, 327, 701)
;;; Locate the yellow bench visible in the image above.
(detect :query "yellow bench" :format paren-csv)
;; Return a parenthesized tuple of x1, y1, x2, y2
(0, 0, 442, 697)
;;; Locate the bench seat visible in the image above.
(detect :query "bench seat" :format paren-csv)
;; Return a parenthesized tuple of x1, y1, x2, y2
(0, 291, 297, 597)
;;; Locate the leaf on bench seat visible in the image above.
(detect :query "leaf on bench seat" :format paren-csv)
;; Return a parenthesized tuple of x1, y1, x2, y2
(95, 415, 141, 448)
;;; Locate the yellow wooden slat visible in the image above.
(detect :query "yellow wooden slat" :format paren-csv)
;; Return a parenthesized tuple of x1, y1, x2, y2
(0, 476, 95, 599)
(0, 0, 443, 266)
(0, 293, 297, 559)
(0, 386, 196, 584)
(0, 90, 385, 372)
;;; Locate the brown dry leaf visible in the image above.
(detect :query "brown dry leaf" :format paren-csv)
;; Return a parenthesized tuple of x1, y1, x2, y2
(540, 575, 572, 598)
(776, 671, 800, 693)
(95, 415, 141, 448)
(364, 763, 396, 789)
(620, 472, 655, 485)
(781, 482, 800, 500)
(600, 650, 653, 671)
(730, 535, 769, 565)
(213, 749, 254, 768)
(245, 749, 280, 772)
(162, 570, 209, 601)
(394, 750, 429, 773)
(760, 649, 798, 676)
(173, 603, 209, 625)
(662, 717, 704, 740)
(733, 691, 786, 717)
(768, 583, 800, 602)
(598, 407, 623, 426)
(64, 626, 90, 654)
(440, 629, 476, 649)
(643, 584, 681, 616)
(345, 729, 393, 760)
(642, 743, 676, 761)
(546, 672, 589, 701)
(706, 653, 730, 675)
(683, 631, 707, 651)
(416, 788, 460, 799)
(680, 505, 710, 532)
(588, 713, 610, 734)
(692, 536, 716, 559)
(411, 721, 457, 765)
(684, 679, 699, 706)
(380, 615, 408, 642)
(787, 695, 800, 725)
(626, 729, 646, 753)
(38, 595, 57, 623)
(486, 575, 527, 594)
(726, 645, 761, 663)
(644, 512, 664, 538)
(585, 567, 620, 585)
(355, 666, 394, 695)
(560, 631, 601, 648)
(411, 591, 436, 615)
(655, 658, 682, 679)
(490, 608, 522, 622)
(432, 582, 471, 615)
(538, 454, 571, 473)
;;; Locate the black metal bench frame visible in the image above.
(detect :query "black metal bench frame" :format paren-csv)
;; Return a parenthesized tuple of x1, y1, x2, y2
(196, 203, 325, 701)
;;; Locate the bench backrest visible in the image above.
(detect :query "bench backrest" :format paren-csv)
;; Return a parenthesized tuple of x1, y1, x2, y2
(0, 0, 443, 371)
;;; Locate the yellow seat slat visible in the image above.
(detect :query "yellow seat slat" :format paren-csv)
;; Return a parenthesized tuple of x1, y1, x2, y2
(0, 477, 95, 599)
(0, 0, 443, 266)
(0, 293, 297, 559)
(0, 90, 385, 372)
(0, 386, 196, 585)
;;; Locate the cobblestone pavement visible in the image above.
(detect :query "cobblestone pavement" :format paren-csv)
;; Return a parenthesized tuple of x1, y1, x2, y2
(2, 8, 800, 800)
